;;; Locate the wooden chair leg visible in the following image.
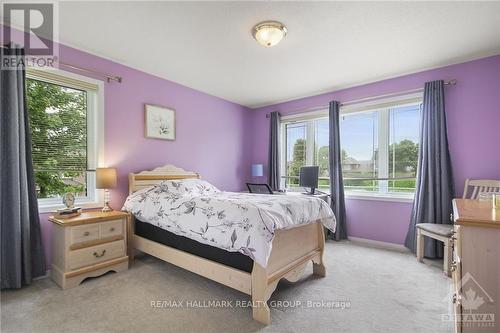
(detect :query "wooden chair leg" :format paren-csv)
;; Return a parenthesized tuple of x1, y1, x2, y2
(416, 228, 424, 262)
(444, 238, 452, 277)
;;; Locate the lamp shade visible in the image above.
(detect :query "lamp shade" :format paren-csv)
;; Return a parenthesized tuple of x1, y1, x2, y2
(96, 168, 117, 189)
(251, 164, 264, 177)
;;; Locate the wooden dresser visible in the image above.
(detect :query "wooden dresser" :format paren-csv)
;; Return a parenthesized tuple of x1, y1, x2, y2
(49, 211, 130, 289)
(452, 199, 499, 333)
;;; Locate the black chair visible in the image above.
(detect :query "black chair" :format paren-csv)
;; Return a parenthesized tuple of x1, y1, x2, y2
(246, 183, 273, 194)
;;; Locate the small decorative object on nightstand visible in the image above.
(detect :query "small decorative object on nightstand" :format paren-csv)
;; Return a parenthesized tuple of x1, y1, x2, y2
(62, 192, 75, 208)
(96, 167, 117, 212)
(49, 210, 130, 289)
(54, 193, 82, 219)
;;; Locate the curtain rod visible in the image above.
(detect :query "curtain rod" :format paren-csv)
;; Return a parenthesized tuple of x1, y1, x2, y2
(1, 44, 122, 83)
(57, 62, 122, 83)
(265, 79, 457, 118)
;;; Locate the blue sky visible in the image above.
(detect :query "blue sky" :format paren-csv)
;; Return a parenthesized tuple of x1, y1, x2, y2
(286, 104, 421, 162)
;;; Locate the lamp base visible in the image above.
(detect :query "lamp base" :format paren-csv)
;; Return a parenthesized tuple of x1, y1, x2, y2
(101, 202, 113, 212)
(102, 189, 113, 212)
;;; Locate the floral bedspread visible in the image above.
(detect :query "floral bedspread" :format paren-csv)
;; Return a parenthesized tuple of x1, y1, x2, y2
(122, 179, 336, 267)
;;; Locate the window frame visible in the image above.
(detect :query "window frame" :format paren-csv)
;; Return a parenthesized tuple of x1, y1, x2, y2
(280, 92, 422, 202)
(26, 68, 105, 213)
(280, 112, 330, 191)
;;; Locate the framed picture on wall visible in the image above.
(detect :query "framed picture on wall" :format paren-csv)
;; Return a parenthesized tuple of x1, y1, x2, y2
(144, 104, 176, 140)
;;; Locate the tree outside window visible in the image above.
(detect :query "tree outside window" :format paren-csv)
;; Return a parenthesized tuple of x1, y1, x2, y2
(27, 78, 88, 198)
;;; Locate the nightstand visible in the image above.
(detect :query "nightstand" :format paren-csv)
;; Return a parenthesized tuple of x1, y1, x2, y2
(49, 210, 130, 289)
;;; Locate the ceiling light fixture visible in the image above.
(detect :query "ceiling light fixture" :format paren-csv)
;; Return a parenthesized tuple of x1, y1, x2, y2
(252, 21, 287, 47)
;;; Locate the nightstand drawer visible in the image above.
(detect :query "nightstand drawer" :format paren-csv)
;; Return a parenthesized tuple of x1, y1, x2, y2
(71, 224, 100, 245)
(100, 219, 123, 238)
(68, 240, 125, 270)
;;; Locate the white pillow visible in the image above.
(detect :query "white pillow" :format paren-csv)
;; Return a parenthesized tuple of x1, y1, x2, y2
(155, 179, 220, 196)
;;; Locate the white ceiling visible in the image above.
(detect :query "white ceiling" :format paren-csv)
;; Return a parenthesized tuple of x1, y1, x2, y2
(18, 2, 500, 107)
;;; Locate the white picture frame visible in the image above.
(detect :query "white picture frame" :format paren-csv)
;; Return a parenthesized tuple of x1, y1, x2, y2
(144, 104, 176, 140)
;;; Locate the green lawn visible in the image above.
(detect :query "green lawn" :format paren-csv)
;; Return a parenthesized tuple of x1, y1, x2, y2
(285, 175, 416, 193)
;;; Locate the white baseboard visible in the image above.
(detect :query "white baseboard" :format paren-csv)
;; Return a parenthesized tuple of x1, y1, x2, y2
(348, 236, 409, 253)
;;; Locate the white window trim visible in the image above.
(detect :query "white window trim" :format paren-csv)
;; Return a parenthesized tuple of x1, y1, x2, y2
(280, 92, 422, 203)
(345, 192, 414, 203)
(27, 68, 105, 213)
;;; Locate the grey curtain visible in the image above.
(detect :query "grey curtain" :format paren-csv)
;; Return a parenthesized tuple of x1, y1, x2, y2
(404, 80, 454, 257)
(1, 44, 46, 289)
(328, 101, 347, 240)
(267, 111, 281, 190)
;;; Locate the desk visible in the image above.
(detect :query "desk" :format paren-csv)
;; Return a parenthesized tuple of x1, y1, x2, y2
(274, 191, 329, 203)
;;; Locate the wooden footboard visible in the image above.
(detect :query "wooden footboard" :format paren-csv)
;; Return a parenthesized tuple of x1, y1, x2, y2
(251, 221, 326, 324)
(131, 219, 325, 325)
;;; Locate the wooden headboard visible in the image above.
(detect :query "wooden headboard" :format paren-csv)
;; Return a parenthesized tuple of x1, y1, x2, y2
(128, 164, 200, 194)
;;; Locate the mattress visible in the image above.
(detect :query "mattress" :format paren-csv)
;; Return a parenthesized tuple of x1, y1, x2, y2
(135, 219, 254, 273)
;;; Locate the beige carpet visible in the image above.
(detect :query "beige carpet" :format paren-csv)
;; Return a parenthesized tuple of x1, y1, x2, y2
(1, 241, 453, 333)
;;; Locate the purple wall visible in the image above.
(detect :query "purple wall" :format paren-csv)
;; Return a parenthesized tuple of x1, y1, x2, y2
(39, 45, 252, 263)
(249, 55, 500, 245)
(3, 26, 252, 266)
(4, 23, 500, 264)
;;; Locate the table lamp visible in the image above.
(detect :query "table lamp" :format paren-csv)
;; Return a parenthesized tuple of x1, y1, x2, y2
(251, 164, 264, 181)
(96, 167, 117, 212)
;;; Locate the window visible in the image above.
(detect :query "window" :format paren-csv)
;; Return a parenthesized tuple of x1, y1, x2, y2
(26, 69, 103, 211)
(341, 101, 421, 196)
(281, 95, 422, 199)
(340, 110, 379, 193)
(283, 117, 329, 190)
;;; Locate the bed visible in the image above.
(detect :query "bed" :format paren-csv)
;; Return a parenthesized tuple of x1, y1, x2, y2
(125, 164, 335, 324)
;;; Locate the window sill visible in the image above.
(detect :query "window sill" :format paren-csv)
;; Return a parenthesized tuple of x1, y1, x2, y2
(285, 187, 414, 203)
(38, 200, 103, 214)
(345, 193, 414, 203)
